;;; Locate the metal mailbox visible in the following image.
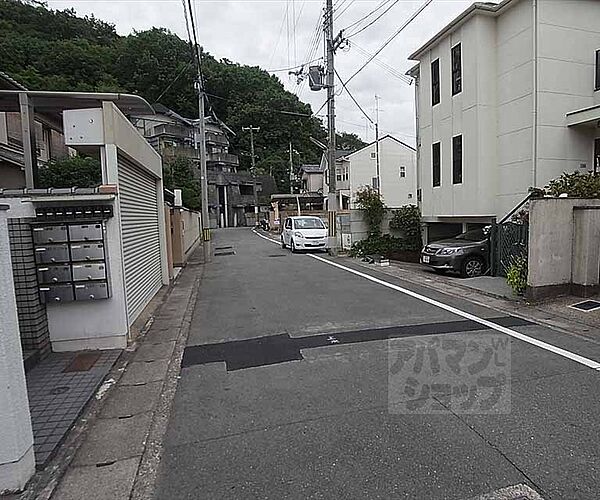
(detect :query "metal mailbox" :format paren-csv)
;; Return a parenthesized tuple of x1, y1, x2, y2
(72, 263, 106, 281)
(74, 281, 109, 301)
(35, 244, 70, 264)
(32, 225, 68, 244)
(70, 242, 105, 262)
(39, 284, 75, 303)
(68, 223, 103, 241)
(37, 265, 71, 284)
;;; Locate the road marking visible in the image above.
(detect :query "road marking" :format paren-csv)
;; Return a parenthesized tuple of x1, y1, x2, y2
(252, 228, 600, 370)
(252, 229, 280, 245)
(306, 253, 600, 371)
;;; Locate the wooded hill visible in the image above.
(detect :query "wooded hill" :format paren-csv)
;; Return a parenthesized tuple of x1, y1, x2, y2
(0, 0, 366, 192)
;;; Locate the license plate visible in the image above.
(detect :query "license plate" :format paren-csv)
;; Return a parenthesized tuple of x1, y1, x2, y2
(422, 255, 430, 264)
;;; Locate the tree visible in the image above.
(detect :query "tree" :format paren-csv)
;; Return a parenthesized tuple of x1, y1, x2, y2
(38, 156, 102, 188)
(163, 156, 201, 211)
(337, 131, 367, 152)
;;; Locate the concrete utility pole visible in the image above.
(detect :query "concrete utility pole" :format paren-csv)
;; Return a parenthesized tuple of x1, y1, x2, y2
(289, 140, 294, 194)
(195, 56, 212, 263)
(375, 95, 381, 194)
(325, 0, 338, 252)
(242, 125, 260, 225)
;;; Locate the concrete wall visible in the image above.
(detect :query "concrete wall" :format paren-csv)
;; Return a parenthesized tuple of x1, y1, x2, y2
(348, 137, 416, 209)
(171, 207, 201, 266)
(527, 197, 600, 298)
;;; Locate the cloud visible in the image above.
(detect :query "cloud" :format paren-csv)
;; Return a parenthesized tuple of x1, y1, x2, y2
(46, 0, 488, 142)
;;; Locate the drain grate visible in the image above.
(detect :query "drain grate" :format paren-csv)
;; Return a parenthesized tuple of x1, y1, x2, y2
(570, 300, 600, 312)
(214, 250, 235, 256)
(215, 246, 233, 250)
(268, 254, 287, 258)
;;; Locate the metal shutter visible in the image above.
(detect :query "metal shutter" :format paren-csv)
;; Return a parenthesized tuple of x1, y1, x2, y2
(118, 157, 162, 324)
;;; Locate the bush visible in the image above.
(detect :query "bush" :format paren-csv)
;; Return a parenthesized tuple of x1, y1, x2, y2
(506, 256, 528, 296)
(38, 155, 102, 188)
(389, 204, 422, 251)
(545, 171, 600, 198)
(355, 186, 385, 236)
(349, 233, 406, 258)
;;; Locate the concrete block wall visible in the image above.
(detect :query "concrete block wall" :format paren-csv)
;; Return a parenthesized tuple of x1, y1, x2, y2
(7, 218, 50, 358)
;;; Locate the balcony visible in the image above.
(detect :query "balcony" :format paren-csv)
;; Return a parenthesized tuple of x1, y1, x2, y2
(208, 152, 239, 166)
(152, 123, 193, 139)
(206, 132, 229, 146)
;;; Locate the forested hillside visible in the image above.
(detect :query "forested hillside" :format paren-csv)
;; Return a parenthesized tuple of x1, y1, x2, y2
(0, 0, 366, 191)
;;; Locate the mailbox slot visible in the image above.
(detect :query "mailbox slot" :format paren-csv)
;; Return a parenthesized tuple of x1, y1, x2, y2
(35, 244, 70, 264)
(70, 243, 105, 262)
(32, 225, 68, 244)
(68, 223, 103, 242)
(74, 281, 109, 301)
(39, 284, 75, 304)
(37, 265, 71, 284)
(72, 263, 106, 281)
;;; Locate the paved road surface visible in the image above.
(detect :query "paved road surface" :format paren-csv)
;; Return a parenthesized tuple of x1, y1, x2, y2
(155, 228, 600, 499)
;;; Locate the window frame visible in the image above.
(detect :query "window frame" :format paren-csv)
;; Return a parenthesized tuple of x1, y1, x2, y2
(432, 142, 441, 188)
(451, 43, 462, 96)
(452, 134, 463, 185)
(399, 165, 406, 178)
(595, 49, 600, 91)
(431, 58, 440, 106)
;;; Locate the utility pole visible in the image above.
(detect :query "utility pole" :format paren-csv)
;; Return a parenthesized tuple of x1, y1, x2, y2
(288, 141, 294, 194)
(325, 0, 338, 253)
(194, 52, 211, 263)
(375, 95, 381, 194)
(242, 125, 260, 225)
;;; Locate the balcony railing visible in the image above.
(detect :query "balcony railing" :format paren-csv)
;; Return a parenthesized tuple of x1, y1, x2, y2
(207, 152, 239, 165)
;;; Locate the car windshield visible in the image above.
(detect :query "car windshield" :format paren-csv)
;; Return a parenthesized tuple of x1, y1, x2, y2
(294, 218, 325, 229)
(455, 228, 486, 241)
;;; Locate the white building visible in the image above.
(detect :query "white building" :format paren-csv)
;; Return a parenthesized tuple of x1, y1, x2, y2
(407, 0, 600, 241)
(346, 135, 416, 209)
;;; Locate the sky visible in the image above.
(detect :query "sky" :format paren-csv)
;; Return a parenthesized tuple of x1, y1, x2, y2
(45, 0, 497, 144)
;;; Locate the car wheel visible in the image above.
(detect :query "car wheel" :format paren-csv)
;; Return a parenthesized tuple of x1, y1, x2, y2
(290, 239, 297, 253)
(461, 257, 484, 278)
(281, 236, 286, 249)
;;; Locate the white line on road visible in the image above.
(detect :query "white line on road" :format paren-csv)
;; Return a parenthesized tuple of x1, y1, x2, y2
(252, 229, 600, 370)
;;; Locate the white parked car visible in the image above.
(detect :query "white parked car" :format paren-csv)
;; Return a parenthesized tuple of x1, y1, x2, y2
(281, 216, 328, 252)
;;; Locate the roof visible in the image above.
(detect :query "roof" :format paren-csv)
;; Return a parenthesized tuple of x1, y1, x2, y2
(345, 135, 416, 159)
(0, 71, 27, 91)
(408, 0, 517, 60)
(299, 164, 324, 174)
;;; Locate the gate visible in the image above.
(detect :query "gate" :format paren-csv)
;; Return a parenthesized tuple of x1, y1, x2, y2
(490, 222, 529, 277)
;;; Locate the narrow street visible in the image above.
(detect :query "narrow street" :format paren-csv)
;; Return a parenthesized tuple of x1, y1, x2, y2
(154, 228, 600, 500)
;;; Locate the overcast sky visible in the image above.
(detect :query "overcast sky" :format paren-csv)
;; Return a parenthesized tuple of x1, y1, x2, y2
(46, 0, 497, 144)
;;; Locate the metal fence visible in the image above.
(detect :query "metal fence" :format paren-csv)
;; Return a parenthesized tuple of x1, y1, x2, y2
(490, 222, 529, 277)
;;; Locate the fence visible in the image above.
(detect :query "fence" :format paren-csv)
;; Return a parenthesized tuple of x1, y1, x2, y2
(490, 222, 529, 277)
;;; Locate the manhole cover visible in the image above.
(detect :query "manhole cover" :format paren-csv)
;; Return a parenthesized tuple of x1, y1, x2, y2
(570, 300, 600, 312)
(50, 386, 70, 395)
(214, 251, 235, 256)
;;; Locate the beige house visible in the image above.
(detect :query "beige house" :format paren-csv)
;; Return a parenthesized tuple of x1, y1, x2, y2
(408, 0, 600, 240)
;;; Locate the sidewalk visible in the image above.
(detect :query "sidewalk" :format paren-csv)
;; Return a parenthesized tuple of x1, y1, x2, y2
(352, 258, 600, 344)
(18, 250, 204, 500)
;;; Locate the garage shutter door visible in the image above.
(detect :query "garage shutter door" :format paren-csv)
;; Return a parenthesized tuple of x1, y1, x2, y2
(118, 157, 162, 324)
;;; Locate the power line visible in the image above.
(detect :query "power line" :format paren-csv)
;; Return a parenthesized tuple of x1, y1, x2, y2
(334, 68, 373, 125)
(267, 3, 288, 68)
(342, 0, 392, 32)
(343, 0, 433, 87)
(350, 41, 412, 84)
(345, 0, 401, 38)
(155, 61, 193, 103)
(266, 57, 323, 73)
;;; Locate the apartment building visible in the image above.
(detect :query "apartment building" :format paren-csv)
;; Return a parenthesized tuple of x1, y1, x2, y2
(407, 0, 600, 240)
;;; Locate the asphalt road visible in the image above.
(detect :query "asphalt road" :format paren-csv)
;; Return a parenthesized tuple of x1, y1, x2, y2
(154, 228, 600, 500)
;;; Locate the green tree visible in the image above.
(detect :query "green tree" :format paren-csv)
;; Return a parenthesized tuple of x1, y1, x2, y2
(163, 156, 201, 211)
(336, 131, 367, 152)
(38, 155, 102, 188)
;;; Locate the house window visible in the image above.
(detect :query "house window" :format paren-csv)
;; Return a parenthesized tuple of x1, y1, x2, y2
(452, 134, 463, 184)
(431, 58, 440, 106)
(399, 166, 406, 178)
(336, 170, 342, 181)
(370, 152, 377, 159)
(452, 43, 462, 95)
(432, 142, 441, 187)
(596, 49, 600, 91)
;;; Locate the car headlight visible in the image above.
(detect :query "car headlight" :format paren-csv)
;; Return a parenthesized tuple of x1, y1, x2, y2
(439, 247, 462, 255)
(294, 232, 304, 239)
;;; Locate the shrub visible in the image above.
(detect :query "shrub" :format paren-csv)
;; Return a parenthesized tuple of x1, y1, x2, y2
(355, 186, 385, 236)
(349, 233, 408, 258)
(506, 255, 528, 296)
(38, 155, 102, 188)
(545, 171, 600, 198)
(389, 204, 422, 251)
